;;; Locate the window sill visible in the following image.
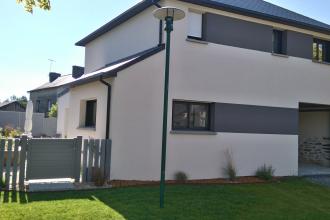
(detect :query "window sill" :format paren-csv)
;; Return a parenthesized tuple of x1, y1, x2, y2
(312, 60, 330, 66)
(271, 53, 289, 58)
(77, 126, 96, 131)
(186, 38, 208, 45)
(170, 130, 217, 135)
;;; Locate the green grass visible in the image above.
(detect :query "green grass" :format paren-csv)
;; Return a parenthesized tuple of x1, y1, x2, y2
(1, 178, 330, 220)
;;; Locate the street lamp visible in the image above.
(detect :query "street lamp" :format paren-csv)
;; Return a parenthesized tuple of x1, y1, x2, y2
(153, 7, 185, 208)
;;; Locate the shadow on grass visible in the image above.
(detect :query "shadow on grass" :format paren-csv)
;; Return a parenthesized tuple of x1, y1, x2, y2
(0, 189, 99, 204)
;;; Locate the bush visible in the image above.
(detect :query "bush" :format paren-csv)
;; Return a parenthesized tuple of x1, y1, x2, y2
(174, 171, 188, 183)
(92, 167, 106, 186)
(0, 126, 22, 138)
(48, 103, 58, 118)
(0, 178, 5, 189)
(222, 149, 237, 181)
(256, 164, 275, 181)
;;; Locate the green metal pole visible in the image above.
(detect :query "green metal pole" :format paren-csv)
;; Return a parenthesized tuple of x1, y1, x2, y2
(160, 16, 173, 209)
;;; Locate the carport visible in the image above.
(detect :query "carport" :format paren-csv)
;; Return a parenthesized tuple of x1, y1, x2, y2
(299, 103, 330, 176)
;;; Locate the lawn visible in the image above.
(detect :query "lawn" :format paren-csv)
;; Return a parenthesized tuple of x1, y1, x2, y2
(1, 178, 330, 220)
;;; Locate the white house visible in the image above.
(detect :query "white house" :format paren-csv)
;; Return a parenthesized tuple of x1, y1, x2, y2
(57, 0, 330, 180)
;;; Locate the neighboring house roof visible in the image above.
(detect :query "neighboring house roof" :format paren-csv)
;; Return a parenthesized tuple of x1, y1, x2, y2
(76, 0, 330, 47)
(69, 44, 165, 87)
(0, 100, 25, 109)
(29, 74, 76, 92)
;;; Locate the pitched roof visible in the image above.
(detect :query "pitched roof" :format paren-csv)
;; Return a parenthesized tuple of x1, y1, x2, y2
(69, 44, 165, 87)
(0, 100, 20, 108)
(76, 0, 330, 47)
(182, 0, 330, 33)
(29, 74, 76, 92)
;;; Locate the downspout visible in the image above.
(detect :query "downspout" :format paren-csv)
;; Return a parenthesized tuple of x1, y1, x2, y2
(99, 77, 112, 139)
(153, 1, 163, 45)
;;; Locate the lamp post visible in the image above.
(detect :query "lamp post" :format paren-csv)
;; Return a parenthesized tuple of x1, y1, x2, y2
(153, 7, 185, 208)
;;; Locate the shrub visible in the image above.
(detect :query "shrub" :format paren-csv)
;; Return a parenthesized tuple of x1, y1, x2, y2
(174, 171, 188, 183)
(0, 178, 5, 189)
(0, 126, 22, 138)
(92, 167, 106, 186)
(222, 149, 237, 181)
(256, 164, 275, 181)
(48, 103, 58, 118)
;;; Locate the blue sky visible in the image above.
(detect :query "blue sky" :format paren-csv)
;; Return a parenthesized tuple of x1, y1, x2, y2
(0, 0, 329, 101)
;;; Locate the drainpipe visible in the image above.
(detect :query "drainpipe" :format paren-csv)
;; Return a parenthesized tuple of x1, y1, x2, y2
(99, 77, 111, 139)
(153, 1, 163, 45)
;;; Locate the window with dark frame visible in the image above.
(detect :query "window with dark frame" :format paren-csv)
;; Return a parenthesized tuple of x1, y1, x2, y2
(313, 39, 330, 63)
(85, 100, 97, 127)
(272, 29, 286, 55)
(36, 100, 40, 112)
(172, 101, 210, 131)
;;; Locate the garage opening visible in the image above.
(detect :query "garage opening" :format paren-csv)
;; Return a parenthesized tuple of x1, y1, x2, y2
(299, 103, 330, 176)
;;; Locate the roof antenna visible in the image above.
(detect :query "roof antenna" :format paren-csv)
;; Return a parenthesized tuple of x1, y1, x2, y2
(48, 59, 56, 72)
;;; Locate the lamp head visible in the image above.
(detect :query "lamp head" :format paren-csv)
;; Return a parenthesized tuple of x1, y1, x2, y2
(153, 7, 185, 21)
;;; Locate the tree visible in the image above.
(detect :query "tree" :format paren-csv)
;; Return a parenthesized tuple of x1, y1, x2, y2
(16, 0, 51, 13)
(48, 103, 58, 118)
(5, 95, 28, 108)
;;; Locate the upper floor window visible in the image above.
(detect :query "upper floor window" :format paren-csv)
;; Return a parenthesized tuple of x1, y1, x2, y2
(313, 39, 330, 63)
(187, 11, 203, 40)
(272, 30, 286, 55)
(172, 101, 210, 131)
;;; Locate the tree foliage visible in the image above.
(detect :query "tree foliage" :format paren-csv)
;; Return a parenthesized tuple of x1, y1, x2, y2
(4, 95, 28, 108)
(16, 0, 51, 13)
(48, 103, 58, 118)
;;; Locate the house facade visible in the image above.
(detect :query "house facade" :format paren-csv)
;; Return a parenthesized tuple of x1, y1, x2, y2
(57, 0, 330, 180)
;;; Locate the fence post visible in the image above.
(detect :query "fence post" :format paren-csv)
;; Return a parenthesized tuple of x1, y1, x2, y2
(0, 139, 5, 183)
(104, 139, 112, 182)
(74, 136, 83, 183)
(19, 135, 28, 191)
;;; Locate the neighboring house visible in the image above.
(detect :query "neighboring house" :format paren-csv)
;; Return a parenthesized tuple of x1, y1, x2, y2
(29, 67, 84, 115)
(0, 101, 26, 112)
(57, 0, 330, 181)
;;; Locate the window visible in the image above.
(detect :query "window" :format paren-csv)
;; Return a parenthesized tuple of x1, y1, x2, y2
(272, 30, 286, 55)
(313, 39, 330, 63)
(47, 99, 52, 111)
(85, 100, 97, 127)
(187, 11, 203, 40)
(36, 100, 40, 112)
(172, 101, 210, 131)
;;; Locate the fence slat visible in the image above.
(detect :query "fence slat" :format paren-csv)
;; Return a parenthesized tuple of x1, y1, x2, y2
(100, 140, 106, 179)
(74, 136, 82, 183)
(82, 140, 88, 183)
(87, 139, 94, 182)
(94, 140, 100, 168)
(11, 139, 19, 190)
(105, 139, 112, 182)
(19, 136, 28, 191)
(5, 139, 13, 190)
(0, 139, 5, 183)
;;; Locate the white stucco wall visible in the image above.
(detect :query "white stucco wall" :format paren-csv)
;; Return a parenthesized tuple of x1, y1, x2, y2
(299, 112, 330, 139)
(65, 81, 109, 139)
(84, 6, 160, 73)
(57, 92, 70, 137)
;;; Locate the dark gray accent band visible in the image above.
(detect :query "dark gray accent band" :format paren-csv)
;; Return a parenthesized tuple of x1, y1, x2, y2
(286, 31, 313, 60)
(213, 103, 299, 135)
(204, 13, 273, 53)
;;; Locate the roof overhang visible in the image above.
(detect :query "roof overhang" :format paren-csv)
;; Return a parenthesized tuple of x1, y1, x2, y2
(180, 0, 330, 35)
(68, 44, 165, 87)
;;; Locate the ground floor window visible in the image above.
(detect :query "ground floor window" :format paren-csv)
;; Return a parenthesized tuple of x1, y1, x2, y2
(172, 101, 210, 131)
(85, 100, 97, 127)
